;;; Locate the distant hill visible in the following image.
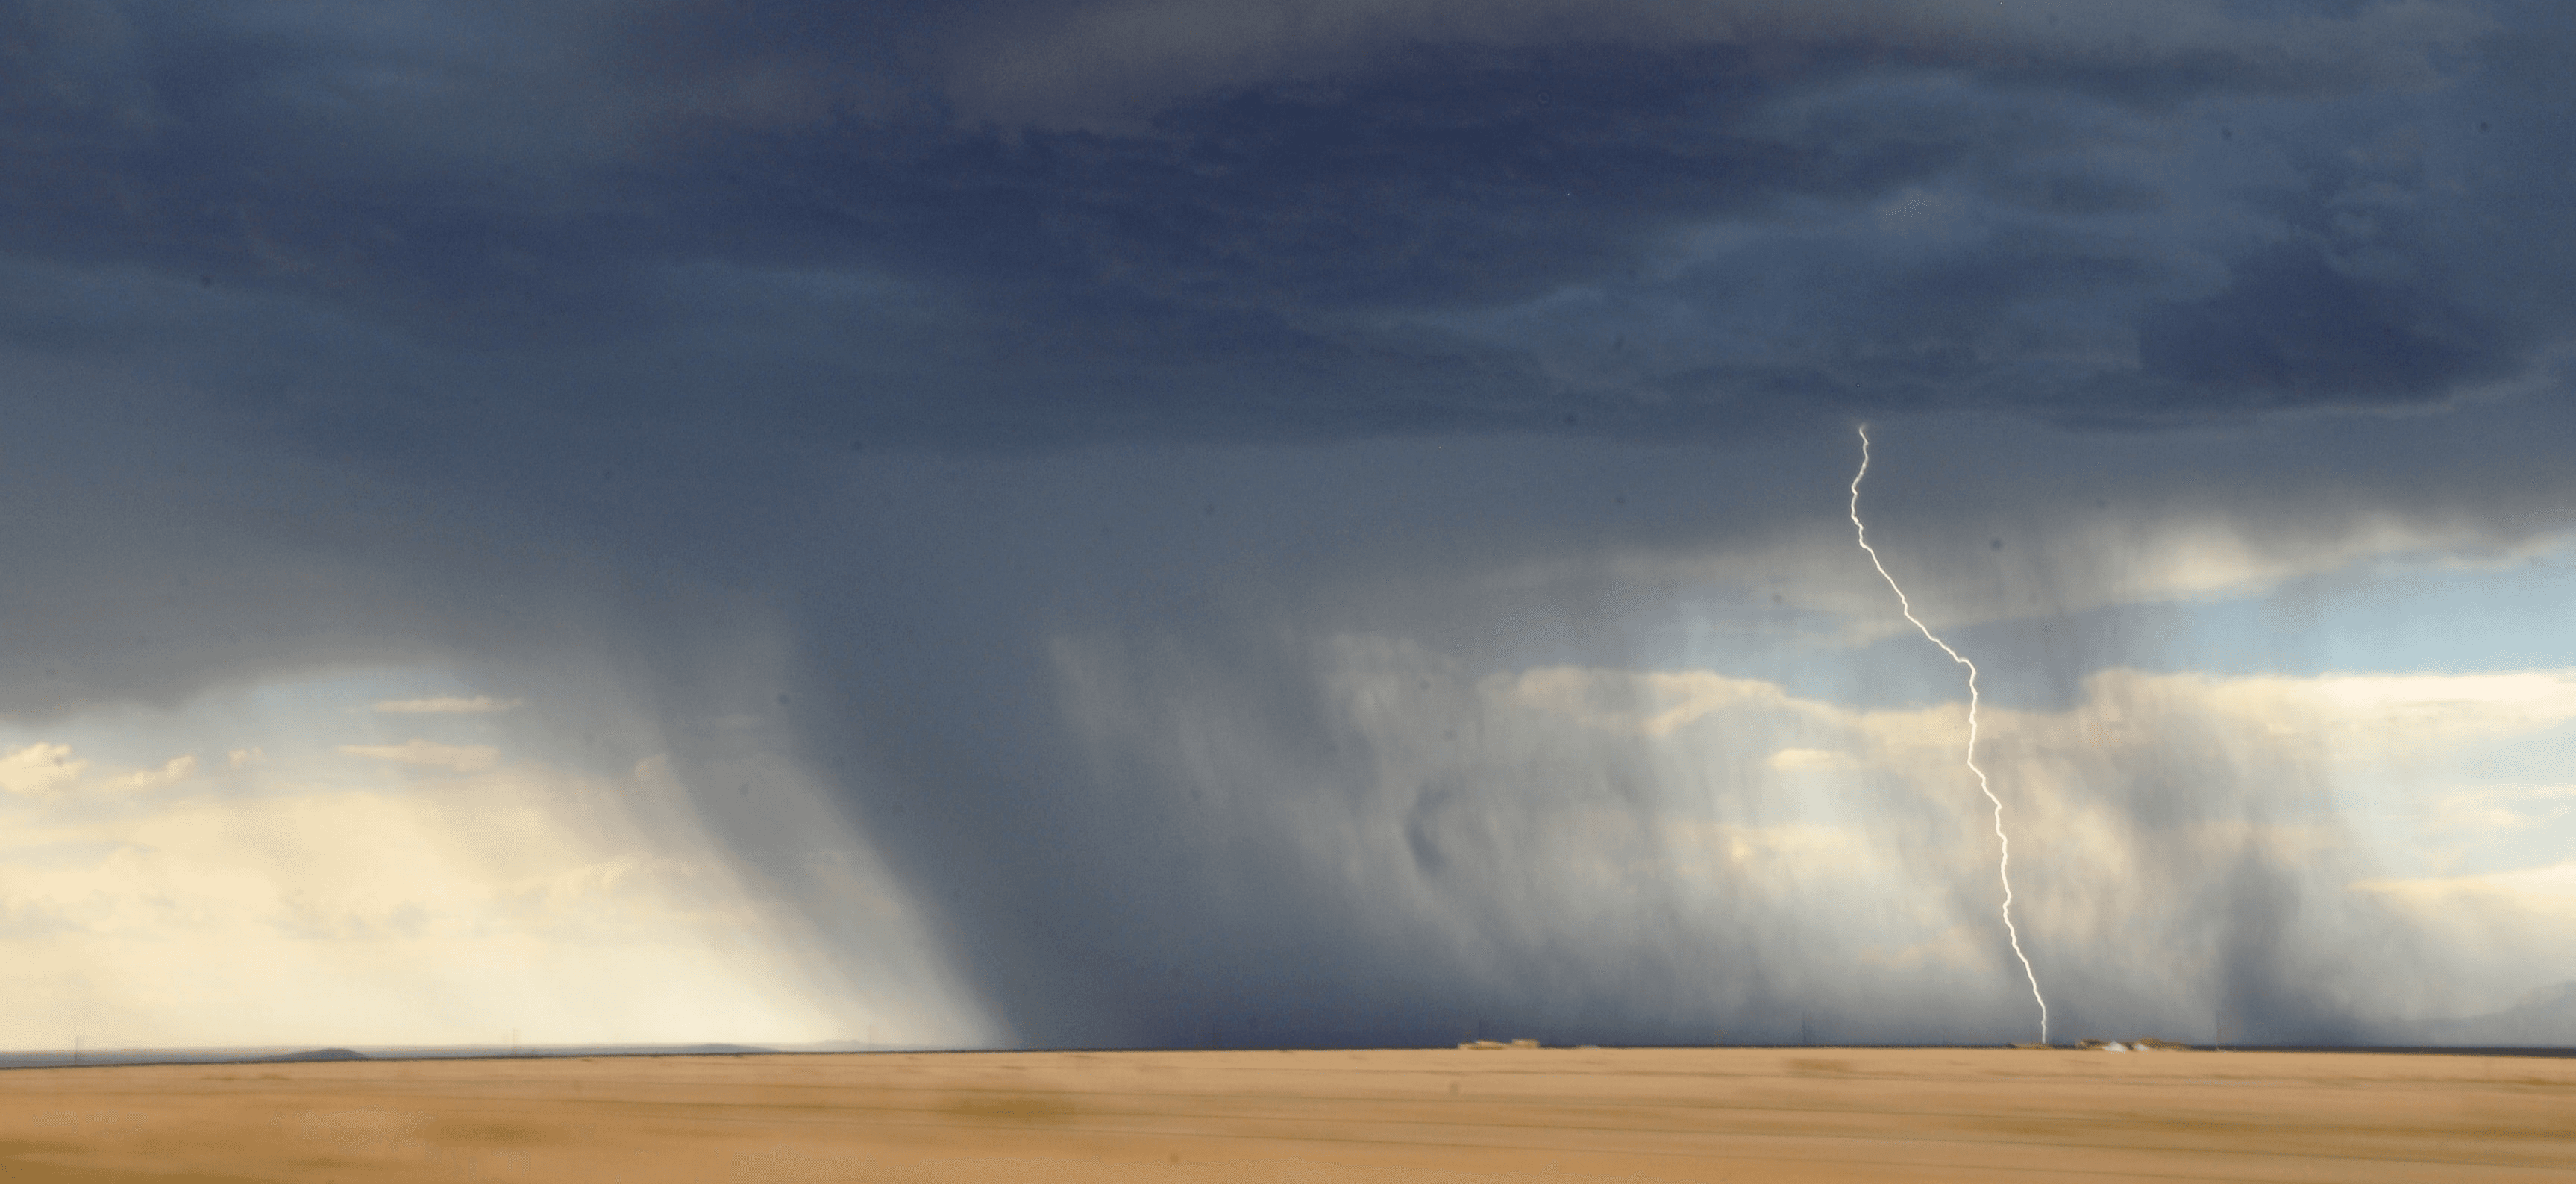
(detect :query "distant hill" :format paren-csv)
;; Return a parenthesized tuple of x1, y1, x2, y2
(258, 1048, 369, 1062)
(0, 1042, 798, 1071)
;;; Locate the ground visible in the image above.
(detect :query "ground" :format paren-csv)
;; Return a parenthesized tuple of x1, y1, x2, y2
(1, 1045, 2569, 1181)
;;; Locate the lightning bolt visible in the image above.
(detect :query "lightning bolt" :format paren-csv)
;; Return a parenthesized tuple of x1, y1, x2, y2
(1849, 424, 2049, 1046)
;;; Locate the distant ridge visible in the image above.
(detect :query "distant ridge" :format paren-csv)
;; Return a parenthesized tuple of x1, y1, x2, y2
(0, 1042, 804, 1071)
(260, 1048, 369, 1062)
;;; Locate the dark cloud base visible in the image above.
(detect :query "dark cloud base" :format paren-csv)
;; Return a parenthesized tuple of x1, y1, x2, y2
(6, 1, 2569, 448)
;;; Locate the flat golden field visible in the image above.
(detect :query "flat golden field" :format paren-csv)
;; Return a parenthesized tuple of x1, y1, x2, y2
(2, 1045, 2570, 1183)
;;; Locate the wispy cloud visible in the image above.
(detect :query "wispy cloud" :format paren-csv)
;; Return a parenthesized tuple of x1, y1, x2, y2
(371, 695, 523, 715)
(338, 739, 501, 772)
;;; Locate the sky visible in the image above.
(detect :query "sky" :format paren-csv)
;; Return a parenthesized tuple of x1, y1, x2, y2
(4, 0, 2576, 1051)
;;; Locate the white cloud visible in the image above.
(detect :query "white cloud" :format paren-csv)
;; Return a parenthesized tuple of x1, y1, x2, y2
(0, 743, 87, 799)
(103, 754, 198, 795)
(0, 744, 198, 799)
(2116, 669, 2576, 760)
(2413, 782, 2576, 837)
(337, 739, 501, 772)
(370, 694, 523, 714)
(1764, 746, 1862, 772)
(2354, 862, 2576, 920)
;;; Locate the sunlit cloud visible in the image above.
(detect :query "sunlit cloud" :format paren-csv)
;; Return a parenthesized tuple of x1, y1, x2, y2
(2416, 782, 2576, 836)
(0, 745, 198, 800)
(2063, 517, 2568, 610)
(0, 771, 844, 1046)
(0, 743, 87, 800)
(1560, 524, 2576, 653)
(0, 665, 999, 1052)
(2354, 862, 2576, 920)
(102, 754, 198, 795)
(1763, 747, 1863, 772)
(337, 739, 502, 773)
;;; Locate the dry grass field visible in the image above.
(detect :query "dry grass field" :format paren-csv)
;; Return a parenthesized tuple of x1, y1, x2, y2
(2, 1045, 2571, 1182)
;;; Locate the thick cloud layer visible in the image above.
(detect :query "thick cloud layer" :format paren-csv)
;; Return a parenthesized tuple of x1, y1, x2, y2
(7, 1, 2576, 1049)
(6, 0, 2569, 445)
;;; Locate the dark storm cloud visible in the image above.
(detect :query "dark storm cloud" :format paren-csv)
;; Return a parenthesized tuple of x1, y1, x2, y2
(4, 0, 2563, 445)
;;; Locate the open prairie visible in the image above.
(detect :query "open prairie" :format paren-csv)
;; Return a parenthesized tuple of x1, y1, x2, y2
(2, 1045, 2570, 1182)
